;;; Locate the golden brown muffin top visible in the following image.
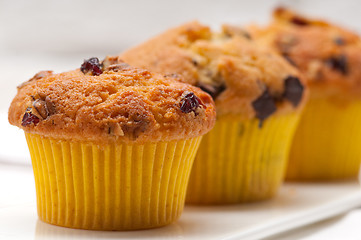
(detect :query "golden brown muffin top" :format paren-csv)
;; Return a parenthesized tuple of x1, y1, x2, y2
(8, 57, 216, 143)
(248, 8, 361, 99)
(120, 21, 307, 123)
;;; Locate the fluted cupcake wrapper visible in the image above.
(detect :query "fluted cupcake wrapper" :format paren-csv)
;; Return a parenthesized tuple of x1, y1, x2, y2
(186, 113, 300, 204)
(287, 98, 361, 181)
(25, 133, 201, 230)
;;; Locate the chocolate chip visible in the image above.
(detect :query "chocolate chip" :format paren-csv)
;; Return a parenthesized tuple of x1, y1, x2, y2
(196, 82, 225, 100)
(283, 76, 304, 107)
(290, 17, 308, 26)
(21, 108, 40, 126)
(252, 89, 277, 126)
(180, 92, 203, 114)
(334, 37, 345, 46)
(80, 57, 103, 76)
(325, 55, 348, 75)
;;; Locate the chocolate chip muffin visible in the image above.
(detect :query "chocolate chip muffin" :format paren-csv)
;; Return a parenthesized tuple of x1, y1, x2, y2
(120, 22, 307, 204)
(8, 57, 216, 230)
(249, 8, 361, 181)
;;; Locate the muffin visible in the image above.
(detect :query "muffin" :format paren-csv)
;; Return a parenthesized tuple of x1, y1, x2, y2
(8, 57, 216, 230)
(249, 8, 361, 181)
(120, 22, 307, 204)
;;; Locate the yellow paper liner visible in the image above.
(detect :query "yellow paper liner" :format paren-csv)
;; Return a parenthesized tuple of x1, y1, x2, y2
(25, 133, 201, 230)
(186, 113, 300, 204)
(287, 98, 361, 181)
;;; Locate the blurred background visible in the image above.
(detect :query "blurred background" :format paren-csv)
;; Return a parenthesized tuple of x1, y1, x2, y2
(1, 0, 361, 162)
(1, 0, 361, 112)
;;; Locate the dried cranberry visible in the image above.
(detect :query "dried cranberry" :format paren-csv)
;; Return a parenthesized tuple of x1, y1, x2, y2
(80, 57, 103, 76)
(283, 76, 304, 107)
(180, 92, 203, 114)
(21, 108, 40, 126)
(196, 82, 226, 100)
(252, 89, 277, 126)
(325, 55, 348, 75)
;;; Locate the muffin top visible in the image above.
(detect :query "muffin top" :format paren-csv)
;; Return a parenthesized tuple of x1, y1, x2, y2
(248, 8, 361, 99)
(120, 21, 307, 123)
(8, 57, 216, 143)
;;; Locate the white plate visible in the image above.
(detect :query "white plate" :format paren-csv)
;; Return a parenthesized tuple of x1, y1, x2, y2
(0, 163, 361, 240)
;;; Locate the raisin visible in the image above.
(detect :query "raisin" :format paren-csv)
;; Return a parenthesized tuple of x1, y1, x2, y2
(325, 55, 348, 75)
(196, 82, 225, 100)
(180, 92, 203, 114)
(283, 76, 304, 107)
(80, 57, 103, 76)
(252, 89, 277, 126)
(21, 108, 40, 126)
(290, 17, 308, 26)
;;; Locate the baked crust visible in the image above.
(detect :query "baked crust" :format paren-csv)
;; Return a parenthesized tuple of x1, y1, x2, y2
(9, 61, 216, 143)
(120, 21, 307, 119)
(248, 8, 361, 99)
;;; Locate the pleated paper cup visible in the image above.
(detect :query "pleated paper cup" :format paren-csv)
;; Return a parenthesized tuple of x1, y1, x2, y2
(186, 113, 300, 204)
(287, 97, 361, 181)
(25, 133, 201, 230)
